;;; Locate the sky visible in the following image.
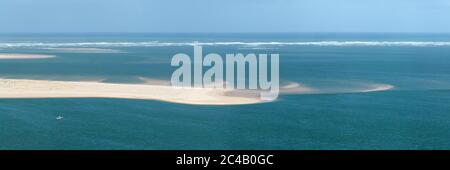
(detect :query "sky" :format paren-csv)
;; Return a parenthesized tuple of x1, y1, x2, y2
(1, 0, 450, 33)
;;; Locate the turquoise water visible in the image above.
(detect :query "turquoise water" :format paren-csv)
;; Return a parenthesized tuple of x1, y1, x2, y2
(1, 33, 450, 149)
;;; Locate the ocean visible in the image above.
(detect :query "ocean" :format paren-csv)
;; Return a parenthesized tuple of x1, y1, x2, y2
(1, 33, 450, 149)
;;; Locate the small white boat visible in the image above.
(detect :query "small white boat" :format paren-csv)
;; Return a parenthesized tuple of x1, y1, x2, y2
(56, 116, 64, 120)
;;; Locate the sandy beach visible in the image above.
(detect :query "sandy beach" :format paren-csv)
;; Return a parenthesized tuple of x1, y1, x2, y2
(0, 54, 55, 59)
(0, 78, 262, 105)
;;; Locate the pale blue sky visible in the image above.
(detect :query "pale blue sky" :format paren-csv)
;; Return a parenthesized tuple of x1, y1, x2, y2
(1, 0, 450, 33)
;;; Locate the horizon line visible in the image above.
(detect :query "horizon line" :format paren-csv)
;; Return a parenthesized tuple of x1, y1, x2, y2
(1, 32, 450, 34)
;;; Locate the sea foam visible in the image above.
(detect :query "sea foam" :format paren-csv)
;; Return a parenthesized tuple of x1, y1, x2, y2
(1, 41, 450, 48)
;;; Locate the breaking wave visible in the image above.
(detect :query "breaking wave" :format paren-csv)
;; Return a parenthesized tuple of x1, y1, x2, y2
(315, 83, 395, 94)
(280, 81, 394, 95)
(280, 82, 315, 94)
(1, 41, 450, 48)
(358, 84, 395, 93)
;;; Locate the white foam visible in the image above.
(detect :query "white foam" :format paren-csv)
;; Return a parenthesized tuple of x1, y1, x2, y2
(1, 41, 450, 48)
(358, 84, 395, 92)
(318, 83, 395, 94)
(42, 48, 123, 53)
(279, 82, 315, 94)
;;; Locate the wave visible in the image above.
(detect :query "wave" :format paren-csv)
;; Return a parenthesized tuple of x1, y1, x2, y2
(316, 83, 395, 94)
(1, 41, 450, 48)
(42, 48, 123, 53)
(358, 84, 395, 93)
(280, 82, 315, 94)
(280, 81, 394, 95)
(262, 79, 398, 96)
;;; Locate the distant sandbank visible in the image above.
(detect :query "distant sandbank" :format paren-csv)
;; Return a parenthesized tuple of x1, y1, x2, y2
(0, 54, 55, 59)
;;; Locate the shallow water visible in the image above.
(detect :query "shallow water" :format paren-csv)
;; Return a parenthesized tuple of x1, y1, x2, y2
(1, 33, 450, 149)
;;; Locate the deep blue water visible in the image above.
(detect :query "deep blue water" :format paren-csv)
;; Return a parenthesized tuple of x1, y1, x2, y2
(1, 33, 450, 149)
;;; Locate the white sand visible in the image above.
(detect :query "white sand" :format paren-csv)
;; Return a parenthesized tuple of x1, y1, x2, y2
(0, 54, 55, 59)
(0, 78, 262, 105)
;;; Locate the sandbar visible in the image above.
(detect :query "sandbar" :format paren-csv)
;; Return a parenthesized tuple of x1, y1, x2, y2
(0, 54, 55, 59)
(0, 78, 262, 105)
